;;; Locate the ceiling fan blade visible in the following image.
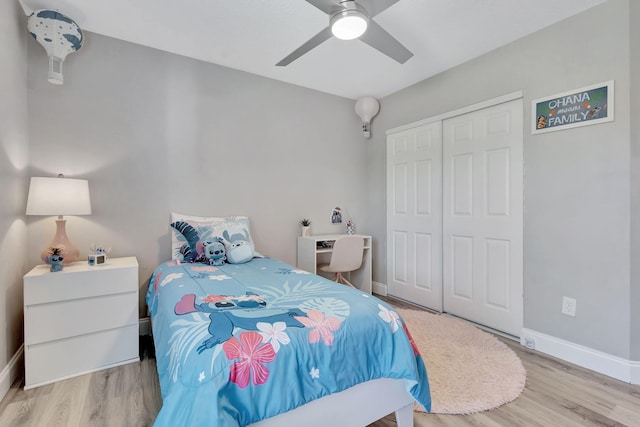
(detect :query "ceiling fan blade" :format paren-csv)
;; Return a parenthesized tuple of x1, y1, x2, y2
(305, 0, 342, 15)
(276, 26, 333, 66)
(357, 0, 399, 17)
(359, 20, 413, 64)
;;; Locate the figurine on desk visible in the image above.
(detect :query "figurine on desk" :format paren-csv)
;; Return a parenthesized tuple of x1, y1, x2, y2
(346, 220, 354, 235)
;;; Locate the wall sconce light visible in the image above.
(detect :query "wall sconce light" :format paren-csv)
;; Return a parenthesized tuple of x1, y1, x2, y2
(355, 96, 380, 139)
(26, 174, 92, 264)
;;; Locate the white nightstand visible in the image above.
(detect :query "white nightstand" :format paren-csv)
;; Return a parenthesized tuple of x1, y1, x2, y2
(23, 256, 139, 389)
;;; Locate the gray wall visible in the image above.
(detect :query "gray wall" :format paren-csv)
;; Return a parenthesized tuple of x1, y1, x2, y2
(26, 33, 369, 316)
(0, 0, 29, 373)
(630, 1, 640, 360)
(370, 0, 634, 358)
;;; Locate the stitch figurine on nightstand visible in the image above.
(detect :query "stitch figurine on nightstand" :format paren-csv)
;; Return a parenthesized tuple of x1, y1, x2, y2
(46, 247, 64, 272)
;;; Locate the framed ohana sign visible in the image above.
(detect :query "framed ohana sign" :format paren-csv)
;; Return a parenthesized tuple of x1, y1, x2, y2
(532, 80, 614, 134)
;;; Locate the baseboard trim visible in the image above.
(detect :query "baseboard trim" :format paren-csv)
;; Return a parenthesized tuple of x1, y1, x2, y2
(372, 281, 387, 296)
(631, 361, 640, 384)
(521, 328, 639, 384)
(0, 344, 24, 401)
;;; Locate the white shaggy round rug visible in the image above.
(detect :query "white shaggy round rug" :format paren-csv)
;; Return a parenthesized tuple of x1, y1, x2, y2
(398, 308, 526, 415)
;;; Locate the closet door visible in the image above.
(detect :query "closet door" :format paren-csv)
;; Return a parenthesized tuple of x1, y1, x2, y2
(387, 122, 443, 311)
(442, 98, 523, 337)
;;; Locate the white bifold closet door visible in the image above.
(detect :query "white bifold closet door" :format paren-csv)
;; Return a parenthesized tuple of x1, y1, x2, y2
(386, 122, 443, 312)
(442, 98, 523, 337)
(387, 97, 523, 337)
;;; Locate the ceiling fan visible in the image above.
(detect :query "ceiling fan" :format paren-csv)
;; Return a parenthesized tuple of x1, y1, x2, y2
(276, 0, 413, 66)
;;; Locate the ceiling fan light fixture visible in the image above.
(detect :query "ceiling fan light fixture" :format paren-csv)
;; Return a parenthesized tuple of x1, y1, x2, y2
(276, 0, 412, 66)
(330, 6, 368, 40)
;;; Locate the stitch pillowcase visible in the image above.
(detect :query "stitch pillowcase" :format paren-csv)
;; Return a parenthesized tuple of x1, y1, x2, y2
(170, 213, 260, 262)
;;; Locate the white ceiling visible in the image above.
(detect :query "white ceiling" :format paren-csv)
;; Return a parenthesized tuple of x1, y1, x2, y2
(19, 0, 607, 99)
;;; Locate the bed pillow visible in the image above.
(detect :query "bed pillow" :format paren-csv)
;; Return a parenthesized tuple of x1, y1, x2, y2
(170, 213, 260, 261)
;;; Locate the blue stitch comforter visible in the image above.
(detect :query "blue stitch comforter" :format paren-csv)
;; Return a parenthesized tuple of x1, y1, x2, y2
(146, 257, 430, 426)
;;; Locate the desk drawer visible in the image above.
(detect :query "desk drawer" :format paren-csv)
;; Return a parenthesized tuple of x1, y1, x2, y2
(25, 291, 138, 345)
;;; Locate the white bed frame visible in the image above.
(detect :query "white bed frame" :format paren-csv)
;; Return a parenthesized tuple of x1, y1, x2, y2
(250, 378, 415, 427)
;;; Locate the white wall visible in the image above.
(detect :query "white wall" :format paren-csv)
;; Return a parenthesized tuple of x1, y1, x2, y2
(370, 0, 634, 359)
(27, 33, 369, 316)
(0, 0, 29, 382)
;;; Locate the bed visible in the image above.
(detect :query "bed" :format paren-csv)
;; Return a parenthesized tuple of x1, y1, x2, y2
(146, 216, 430, 426)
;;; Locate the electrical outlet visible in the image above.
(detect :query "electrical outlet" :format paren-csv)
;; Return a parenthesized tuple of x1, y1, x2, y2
(524, 337, 535, 350)
(562, 296, 577, 317)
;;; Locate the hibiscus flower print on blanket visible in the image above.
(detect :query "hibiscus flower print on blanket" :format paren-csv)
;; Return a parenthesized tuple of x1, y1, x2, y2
(295, 309, 342, 346)
(223, 331, 276, 388)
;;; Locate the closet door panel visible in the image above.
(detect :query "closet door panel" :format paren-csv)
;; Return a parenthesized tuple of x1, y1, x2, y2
(387, 122, 443, 311)
(442, 98, 523, 337)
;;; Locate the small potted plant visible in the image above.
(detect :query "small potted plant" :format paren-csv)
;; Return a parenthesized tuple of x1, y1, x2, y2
(300, 218, 312, 237)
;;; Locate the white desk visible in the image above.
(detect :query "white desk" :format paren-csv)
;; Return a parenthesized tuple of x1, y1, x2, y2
(297, 234, 372, 294)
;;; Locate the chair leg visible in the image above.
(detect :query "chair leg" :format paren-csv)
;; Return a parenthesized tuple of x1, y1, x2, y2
(336, 272, 356, 288)
(341, 278, 356, 288)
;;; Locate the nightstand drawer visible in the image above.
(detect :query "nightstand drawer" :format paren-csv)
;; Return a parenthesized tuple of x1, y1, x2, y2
(24, 264, 138, 305)
(25, 324, 139, 389)
(25, 291, 138, 345)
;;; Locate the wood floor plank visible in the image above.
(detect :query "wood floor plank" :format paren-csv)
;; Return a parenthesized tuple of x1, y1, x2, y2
(520, 358, 629, 424)
(609, 405, 640, 427)
(41, 376, 90, 427)
(79, 367, 108, 426)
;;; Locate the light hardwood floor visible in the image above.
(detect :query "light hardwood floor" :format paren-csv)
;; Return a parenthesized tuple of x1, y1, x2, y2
(1, 299, 639, 427)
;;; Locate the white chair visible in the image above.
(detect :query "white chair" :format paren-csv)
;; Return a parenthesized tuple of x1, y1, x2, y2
(319, 236, 364, 288)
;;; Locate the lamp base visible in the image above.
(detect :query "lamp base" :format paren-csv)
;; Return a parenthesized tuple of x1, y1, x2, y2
(40, 218, 80, 265)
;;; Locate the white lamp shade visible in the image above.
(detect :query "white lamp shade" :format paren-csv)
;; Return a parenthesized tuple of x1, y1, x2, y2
(26, 177, 91, 216)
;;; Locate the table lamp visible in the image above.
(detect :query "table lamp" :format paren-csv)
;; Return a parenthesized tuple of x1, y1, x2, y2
(26, 175, 91, 264)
